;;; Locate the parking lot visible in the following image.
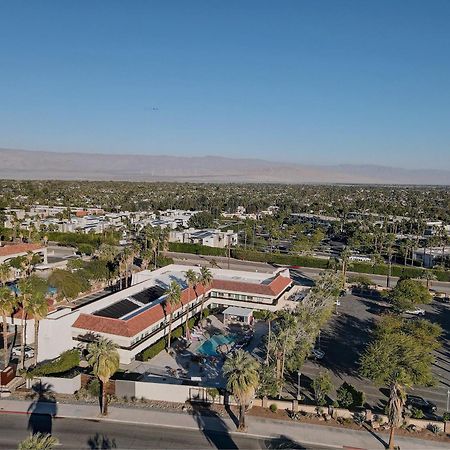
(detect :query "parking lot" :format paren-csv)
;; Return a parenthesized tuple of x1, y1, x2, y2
(298, 293, 450, 414)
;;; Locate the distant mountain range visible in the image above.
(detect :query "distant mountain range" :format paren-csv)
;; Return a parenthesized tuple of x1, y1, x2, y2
(1, 148, 449, 185)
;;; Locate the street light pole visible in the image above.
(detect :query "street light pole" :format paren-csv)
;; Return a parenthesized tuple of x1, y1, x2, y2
(447, 389, 449, 412)
(297, 371, 301, 400)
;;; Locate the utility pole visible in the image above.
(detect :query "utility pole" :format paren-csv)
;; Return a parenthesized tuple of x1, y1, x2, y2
(447, 389, 450, 412)
(297, 371, 301, 400)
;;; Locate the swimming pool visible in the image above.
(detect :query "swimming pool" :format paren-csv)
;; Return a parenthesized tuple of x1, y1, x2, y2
(197, 334, 236, 356)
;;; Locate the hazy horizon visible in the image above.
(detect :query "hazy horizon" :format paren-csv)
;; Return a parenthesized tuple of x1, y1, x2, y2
(1, 1, 450, 170)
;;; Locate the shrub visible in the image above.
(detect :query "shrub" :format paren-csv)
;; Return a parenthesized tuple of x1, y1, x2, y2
(442, 412, 450, 421)
(337, 385, 353, 409)
(269, 403, 278, 413)
(207, 388, 219, 403)
(410, 407, 424, 419)
(427, 423, 441, 434)
(31, 349, 80, 377)
(336, 382, 365, 409)
(87, 378, 100, 398)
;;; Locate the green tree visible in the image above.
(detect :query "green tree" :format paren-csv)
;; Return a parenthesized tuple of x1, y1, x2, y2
(223, 350, 260, 431)
(360, 316, 441, 450)
(18, 433, 59, 450)
(164, 281, 182, 349)
(260, 310, 276, 365)
(184, 269, 198, 337)
(87, 337, 120, 415)
(188, 211, 215, 229)
(312, 371, 333, 406)
(388, 279, 432, 312)
(0, 286, 17, 367)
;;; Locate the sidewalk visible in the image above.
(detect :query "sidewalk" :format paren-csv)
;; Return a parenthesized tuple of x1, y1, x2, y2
(0, 398, 448, 449)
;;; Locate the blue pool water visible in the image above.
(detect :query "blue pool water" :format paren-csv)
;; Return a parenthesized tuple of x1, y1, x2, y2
(197, 334, 236, 356)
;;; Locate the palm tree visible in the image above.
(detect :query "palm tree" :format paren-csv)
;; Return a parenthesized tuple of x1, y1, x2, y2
(184, 269, 198, 338)
(260, 310, 276, 365)
(86, 337, 120, 415)
(0, 286, 17, 368)
(199, 266, 213, 319)
(0, 263, 11, 285)
(340, 247, 352, 288)
(17, 276, 48, 369)
(164, 281, 182, 350)
(17, 278, 33, 370)
(223, 350, 260, 431)
(27, 292, 48, 367)
(420, 270, 437, 290)
(18, 433, 59, 450)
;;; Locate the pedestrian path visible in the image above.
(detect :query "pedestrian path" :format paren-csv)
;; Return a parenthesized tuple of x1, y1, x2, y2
(0, 398, 447, 449)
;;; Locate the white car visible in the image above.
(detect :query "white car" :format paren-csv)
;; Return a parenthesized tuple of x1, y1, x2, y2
(11, 346, 35, 359)
(311, 348, 325, 360)
(405, 308, 425, 316)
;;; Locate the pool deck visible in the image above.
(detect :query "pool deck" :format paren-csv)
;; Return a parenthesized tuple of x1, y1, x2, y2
(127, 314, 258, 388)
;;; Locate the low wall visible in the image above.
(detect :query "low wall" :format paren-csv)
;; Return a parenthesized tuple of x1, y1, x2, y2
(116, 380, 207, 403)
(36, 375, 81, 395)
(406, 417, 445, 432)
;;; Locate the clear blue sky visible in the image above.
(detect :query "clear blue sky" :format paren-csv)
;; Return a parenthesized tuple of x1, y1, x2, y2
(1, 1, 449, 169)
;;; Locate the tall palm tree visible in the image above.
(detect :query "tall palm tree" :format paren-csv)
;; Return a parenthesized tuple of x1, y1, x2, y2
(164, 281, 182, 350)
(340, 247, 352, 288)
(17, 276, 48, 369)
(0, 286, 17, 368)
(223, 350, 260, 431)
(27, 292, 48, 367)
(86, 337, 120, 415)
(260, 310, 276, 365)
(184, 269, 198, 338)
(420, 270, 437, 290)
(17, 278, 33, 370)
(199, 266, 213, 319)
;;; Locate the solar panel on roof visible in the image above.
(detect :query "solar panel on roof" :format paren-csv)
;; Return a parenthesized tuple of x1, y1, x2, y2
(93, 299, 140, 319)
(131, 286, 165, 304)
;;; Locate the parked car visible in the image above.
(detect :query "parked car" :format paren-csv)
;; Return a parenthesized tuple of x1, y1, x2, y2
(406, 395, 437, 413)
(405, 308, 425, 316)
(311, 348, 325, 360)
(11, 346, 35, 359)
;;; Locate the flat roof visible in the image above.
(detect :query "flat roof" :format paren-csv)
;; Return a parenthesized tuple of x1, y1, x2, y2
(223, 306, 253, 317)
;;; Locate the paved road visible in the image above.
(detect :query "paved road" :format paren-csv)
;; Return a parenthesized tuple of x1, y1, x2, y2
(0, 414, 336, 450)
(166, 252, 274, 273)
(166, 252, 450, 294)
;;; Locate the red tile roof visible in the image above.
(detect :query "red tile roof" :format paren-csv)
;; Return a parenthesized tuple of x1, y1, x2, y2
(72, 275, 291, 338)
(0, 243, 45, 258)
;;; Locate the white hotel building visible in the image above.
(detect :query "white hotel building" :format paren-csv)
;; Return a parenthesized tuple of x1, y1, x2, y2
(32, 265, 292, 364)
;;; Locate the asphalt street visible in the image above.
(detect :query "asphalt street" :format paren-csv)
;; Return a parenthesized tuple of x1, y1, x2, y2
(0, 414, 337, 450)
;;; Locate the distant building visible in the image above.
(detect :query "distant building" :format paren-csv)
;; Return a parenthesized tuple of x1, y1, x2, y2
(169, 228, 238, 248)
(413, 246, 450, 268)
(0, 242, 47, 266)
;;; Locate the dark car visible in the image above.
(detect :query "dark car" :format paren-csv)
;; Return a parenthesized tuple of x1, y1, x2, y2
(406, 395, 437, 413)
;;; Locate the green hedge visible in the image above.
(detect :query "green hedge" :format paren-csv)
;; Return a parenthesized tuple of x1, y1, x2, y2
(232, 249, 330, 269)
(31, 349, 80, 377)
(168, 242, 227, 257)
(47, 231, 119, 248)
(350, 262, 450, 282)
(139, 312, 206, 361)
(167, 241, 450, 282)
